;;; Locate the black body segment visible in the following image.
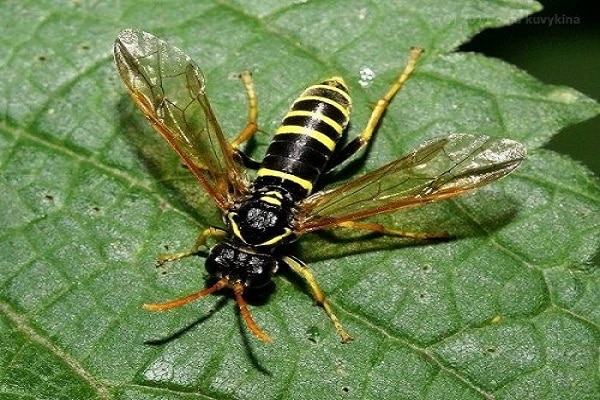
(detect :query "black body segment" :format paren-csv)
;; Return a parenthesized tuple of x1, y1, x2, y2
(255, 78, 352, 201)
(206, 242, 278, 288)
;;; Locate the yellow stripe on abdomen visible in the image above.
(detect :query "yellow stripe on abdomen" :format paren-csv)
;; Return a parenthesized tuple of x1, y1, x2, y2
(254, 78, 352, 201)
(274, 125, 336, 151)
(256, 168, 313, 192)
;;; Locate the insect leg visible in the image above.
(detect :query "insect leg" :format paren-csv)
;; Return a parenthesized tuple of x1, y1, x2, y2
(143, 277, 228, 311)
(336, 220, 447, 240)
(228, 71, 262, 169)
(231, 71, 259, 149)
(232, 282, 273, 343)
(282, 255, 352, 343)
(328, 47, 424, 169)
(156, 226, 227, 266)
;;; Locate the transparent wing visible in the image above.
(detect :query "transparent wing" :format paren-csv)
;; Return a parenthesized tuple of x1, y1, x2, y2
(295, 134, 526, 232)
(114, 29, 247, 210)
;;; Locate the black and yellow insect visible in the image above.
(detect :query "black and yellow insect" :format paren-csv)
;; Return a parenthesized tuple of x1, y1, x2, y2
(114, 29, 525, 343)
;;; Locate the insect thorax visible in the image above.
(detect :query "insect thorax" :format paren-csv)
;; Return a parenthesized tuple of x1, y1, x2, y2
(226, 188, 296, 248)
(207, 189, 294, 288)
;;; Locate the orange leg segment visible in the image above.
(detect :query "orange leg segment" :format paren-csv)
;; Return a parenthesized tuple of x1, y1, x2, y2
(232, 283, 273, 343)
(143, 278, 229, 311)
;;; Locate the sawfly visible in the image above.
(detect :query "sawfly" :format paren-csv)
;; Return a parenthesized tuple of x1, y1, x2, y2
(114, 29, 525, 343)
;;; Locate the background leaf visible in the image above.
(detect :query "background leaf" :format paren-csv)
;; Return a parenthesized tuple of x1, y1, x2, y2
(1, 1, 599, 400)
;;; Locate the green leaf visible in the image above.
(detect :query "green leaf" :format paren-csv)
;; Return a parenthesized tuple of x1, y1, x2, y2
(1, 1, 599, 399)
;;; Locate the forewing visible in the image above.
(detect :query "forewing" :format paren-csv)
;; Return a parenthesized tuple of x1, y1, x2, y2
(114, 29, 247, 210)
(296, 134, 526, 232)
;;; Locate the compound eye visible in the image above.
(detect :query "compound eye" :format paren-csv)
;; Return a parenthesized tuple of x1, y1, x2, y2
(205, 244, 234, 278)
(245, 255, 277, 288)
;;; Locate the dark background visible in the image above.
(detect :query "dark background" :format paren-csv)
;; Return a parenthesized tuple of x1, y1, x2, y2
(462, 0, 599, 176)
(461, 0, 599, 266)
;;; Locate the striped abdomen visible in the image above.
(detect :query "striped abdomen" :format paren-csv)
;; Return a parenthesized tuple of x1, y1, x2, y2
(255, 78, 352, 201)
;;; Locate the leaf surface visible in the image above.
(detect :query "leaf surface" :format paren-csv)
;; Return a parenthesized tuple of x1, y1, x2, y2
(1, 1, 599, 399)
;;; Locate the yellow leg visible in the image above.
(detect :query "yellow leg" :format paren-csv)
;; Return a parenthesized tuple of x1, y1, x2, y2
(156, 227, 227, 266)
(357, 47, 423, 149)
(283, 256, 352, 343)
(328, 47, 423, 168)
(230, 71, 259, 149)
(336, 220, 447, 240)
